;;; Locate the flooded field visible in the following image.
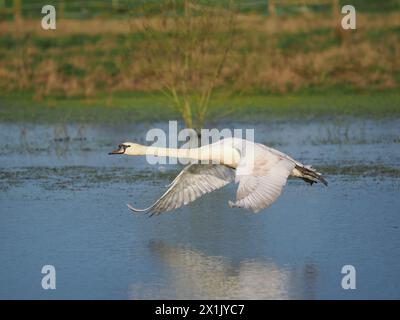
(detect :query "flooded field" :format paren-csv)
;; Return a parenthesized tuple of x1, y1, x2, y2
(0, 118, 399, 299)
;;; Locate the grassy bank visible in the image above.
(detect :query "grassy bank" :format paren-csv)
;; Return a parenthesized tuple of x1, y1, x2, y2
(1, 91, 399, 124)
(1, 11, 399, 98)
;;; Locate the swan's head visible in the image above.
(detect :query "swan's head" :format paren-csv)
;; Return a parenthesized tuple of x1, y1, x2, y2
(108, 142, 142, 155)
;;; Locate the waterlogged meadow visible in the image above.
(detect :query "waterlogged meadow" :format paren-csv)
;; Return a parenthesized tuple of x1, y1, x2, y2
(0, 116, 399, 299)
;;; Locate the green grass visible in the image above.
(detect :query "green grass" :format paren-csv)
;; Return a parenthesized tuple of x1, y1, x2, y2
(1, 11, 399, 98)
(1, 91, 399, 124)
(2, 0, 399, 20)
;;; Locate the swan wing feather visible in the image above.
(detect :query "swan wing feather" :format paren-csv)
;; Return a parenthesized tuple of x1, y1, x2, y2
(229, 151, 295, 213)
(127, 164, 235, 216)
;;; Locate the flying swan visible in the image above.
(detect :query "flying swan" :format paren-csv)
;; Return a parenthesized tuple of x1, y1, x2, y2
(109, 138, 327, 215)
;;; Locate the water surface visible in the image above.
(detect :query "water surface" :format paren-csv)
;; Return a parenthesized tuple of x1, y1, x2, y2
(0, 119, 399, 299)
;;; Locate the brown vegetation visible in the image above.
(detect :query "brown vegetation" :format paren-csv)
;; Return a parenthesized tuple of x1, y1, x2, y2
(0, 11, 399, 98)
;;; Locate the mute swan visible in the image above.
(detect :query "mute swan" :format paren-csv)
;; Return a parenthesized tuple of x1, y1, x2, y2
(109, 138, 327, 214)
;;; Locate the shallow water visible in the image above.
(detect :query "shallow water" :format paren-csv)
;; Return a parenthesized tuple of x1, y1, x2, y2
(0, 119, 399, 299)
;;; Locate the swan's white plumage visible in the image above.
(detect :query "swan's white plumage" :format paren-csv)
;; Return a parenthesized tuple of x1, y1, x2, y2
(128, 164, 235, 215)
(121, 137, 327, 214)
(230, 158, 295, 213)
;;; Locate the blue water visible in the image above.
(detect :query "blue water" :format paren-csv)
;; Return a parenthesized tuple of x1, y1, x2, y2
(0, 119, 399, 299)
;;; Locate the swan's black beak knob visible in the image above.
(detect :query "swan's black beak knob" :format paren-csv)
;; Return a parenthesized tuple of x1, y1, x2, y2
(108, 144, 126, 155)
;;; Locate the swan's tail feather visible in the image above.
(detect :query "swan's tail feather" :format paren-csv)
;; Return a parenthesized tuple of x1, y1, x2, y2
(294, 165, 328, 186)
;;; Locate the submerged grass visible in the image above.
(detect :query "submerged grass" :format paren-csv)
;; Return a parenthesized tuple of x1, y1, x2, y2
(0, 166, 178, 191)
(1, 164, 399, 192)
(319, 165, 400, 178)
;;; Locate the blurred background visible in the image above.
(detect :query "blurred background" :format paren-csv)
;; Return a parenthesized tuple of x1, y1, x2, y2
(0, 0, 399, 127)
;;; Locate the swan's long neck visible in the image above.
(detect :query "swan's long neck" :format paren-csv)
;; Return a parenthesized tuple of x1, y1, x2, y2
(131, 144, 240, 167)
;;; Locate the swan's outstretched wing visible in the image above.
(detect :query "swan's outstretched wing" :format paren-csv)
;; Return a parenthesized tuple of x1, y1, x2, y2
(229, 156, 295, 213)
(128, 164, 235, 216)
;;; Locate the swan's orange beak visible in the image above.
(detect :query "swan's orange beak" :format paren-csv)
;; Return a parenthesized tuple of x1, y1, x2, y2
(108, 144, 126, 155)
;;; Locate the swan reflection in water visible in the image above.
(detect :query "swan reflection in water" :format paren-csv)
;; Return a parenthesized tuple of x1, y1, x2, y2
(129, 241, 317, 299)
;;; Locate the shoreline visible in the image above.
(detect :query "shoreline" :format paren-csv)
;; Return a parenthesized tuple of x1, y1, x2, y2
(1, 91, 399, 124)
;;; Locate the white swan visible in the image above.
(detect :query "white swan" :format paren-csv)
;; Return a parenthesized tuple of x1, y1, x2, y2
(109, 137, 327, 215)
